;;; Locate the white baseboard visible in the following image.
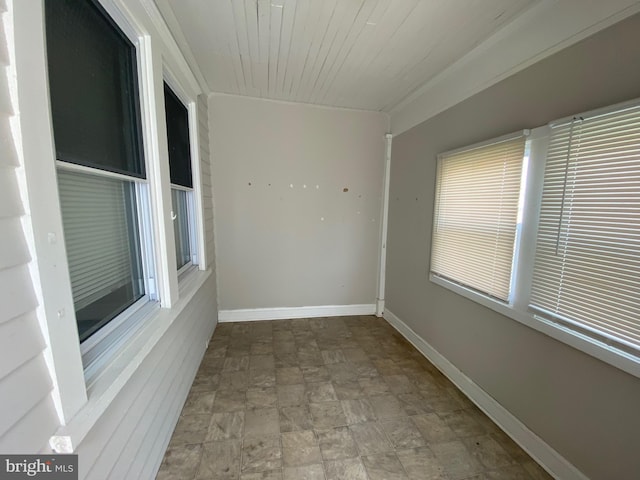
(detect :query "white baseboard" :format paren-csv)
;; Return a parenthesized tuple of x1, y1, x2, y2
(383, 309, 588, 480)
(218, 304, 376, 323)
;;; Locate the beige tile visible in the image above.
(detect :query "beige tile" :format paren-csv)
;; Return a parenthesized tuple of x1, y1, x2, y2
(280, 405, 314, 432)
(169, 414, 210, 446)
(277, 384, 306, 407)
(369, 395, 407, 419)
(333, 380, 365, 400)
(250, 343, 274, 355)
(275, 353, 300, 368)
(327, 363, 359, 382)
(277, 367, 304, 385)
(383, 375, 416, 395)
(426, 393, 465, 414)
(359, 377, 390, 396)
(242, 471, 282, 480)
(247, 387, 278, 409)
(207, 412, 245, 441)
(396, 393, 432, 416)
(380, 417, 427, 449)
(352, 361, 379, 378)
(219, 370, 251, 390)
(462, 435, 516, 470)
(341, 399, 377, 425)
(324, 458, 368, 480)
(212, 389, 246, 413)
(362, 453, 409, 480)
(250, 354, 276, 370)
(298, 349, 324, 367)
(349, 422, 393, 456)
(241, 434, 282, 473)
(190, 372, 220, 393)
(316, 426, 359, 461)
(310, 401, 348, 429)
(282, 430, 322, 467)
(302, 366, 331, 383)
(489, 430, 531, 463)
(440, 409, 487, 438)
(245, 407, 280, 436)
(157, 443, 203, 480)
(223, 356, 250, 372)
(322, 350, 347, 365)
(283, 464, 325, 480)
(430, 440, 482, 480)
(181, 391, 216, 416)
(196, 440, 241, 479)
(250, 369, 277, 388)
(483, 464, 536, 480)
(397, 447, 448, 480)
(306, 382, 339, 403)
(411, 414, 457, 443)
(342, 348, 369, 363)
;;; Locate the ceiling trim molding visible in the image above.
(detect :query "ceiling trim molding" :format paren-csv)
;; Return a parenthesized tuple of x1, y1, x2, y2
(138, 0, 210, 95)
(389, 0, 640, 135)
(210, 92, 392, 118)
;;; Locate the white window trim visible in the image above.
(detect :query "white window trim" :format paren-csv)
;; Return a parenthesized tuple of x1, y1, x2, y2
(430, 121, 640, 379)
(163, 64, 207, 274)
(12, 0, 210, 442)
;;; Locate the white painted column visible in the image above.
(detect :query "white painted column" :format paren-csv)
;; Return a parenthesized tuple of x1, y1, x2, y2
(376, 133, 392, 317)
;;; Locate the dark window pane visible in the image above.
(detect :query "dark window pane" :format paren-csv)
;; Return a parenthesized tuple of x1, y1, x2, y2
(164, 83, 192, 188)
(45, 0, 144, 177)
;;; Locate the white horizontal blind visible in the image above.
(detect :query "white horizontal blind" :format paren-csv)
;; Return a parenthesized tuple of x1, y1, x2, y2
(530, 104, 640, 351)
(58, 170, 134, 311)
(431, 136, 526, 301)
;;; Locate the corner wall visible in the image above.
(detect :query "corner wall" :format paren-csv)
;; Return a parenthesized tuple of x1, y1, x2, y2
(210, 95, 388, 314)
(386, 13, 640, 480)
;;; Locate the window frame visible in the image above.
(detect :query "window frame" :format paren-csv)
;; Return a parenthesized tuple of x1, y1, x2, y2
(12, 0, 210, 431)
(430, 107, 640, 379)
(163, 68, 206, 279)
(44, 0, 163, 374)
(430, 130, 530, 303)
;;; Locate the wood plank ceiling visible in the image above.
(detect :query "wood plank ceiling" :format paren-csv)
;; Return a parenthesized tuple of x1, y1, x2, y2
(158, 0, 539, 111)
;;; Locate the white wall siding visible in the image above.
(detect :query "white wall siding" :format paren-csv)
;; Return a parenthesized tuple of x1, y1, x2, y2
(75, 275, 217, 479)
(0, 0, 59, 454)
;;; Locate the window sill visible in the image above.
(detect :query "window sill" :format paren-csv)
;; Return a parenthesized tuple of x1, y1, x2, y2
(429, 274, 640, 380)
(49, 268, 212, 453)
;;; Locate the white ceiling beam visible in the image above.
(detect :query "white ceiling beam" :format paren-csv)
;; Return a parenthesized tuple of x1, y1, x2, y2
(389, 0, 640, 135)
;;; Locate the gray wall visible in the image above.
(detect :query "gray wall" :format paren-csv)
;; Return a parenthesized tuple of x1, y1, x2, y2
(210, 95, 388, 310)
(386, 13, 640, 480)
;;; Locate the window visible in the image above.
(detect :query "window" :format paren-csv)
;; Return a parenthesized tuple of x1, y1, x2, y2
(164, 82, 197, 272)
(431, 99, 640, 374)
(45, 0, 155, 343)
(431, 133, 528, 302)
(530, 104, 640, 353)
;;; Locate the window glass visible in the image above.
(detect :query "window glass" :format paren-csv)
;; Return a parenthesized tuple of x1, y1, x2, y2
(45, 0, 144, 177)
(530, 105, 640, 352)
(172, 189, 192, 269)
(164, 83, 192, 188)
(431, 135, 526, 301)
(58, 170, 145, 342)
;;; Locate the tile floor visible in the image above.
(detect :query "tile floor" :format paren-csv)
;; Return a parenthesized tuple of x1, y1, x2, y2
(156, 316, 553, 480)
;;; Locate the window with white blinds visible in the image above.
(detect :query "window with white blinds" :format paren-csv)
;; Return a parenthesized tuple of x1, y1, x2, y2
(431, 134, 527, 302)
(530, 104, 640, 352)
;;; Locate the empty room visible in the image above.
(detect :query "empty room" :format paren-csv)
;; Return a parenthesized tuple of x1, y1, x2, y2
(1, 1, 640, 479)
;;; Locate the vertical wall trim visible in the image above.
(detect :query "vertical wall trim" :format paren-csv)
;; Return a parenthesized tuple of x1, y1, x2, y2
(376, 133, 393, 317)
